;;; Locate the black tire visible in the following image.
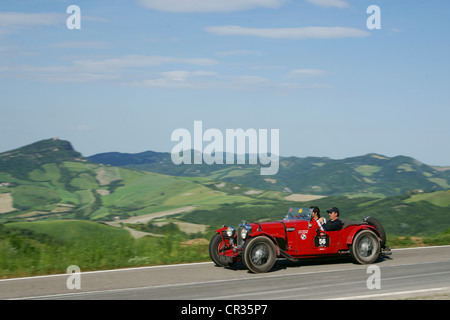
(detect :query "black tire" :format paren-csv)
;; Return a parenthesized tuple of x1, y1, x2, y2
(209, 233, 233, 267)
(242, 236, 277, 273)
(365, 217, 386, 248)
(349, 230, 380, 264)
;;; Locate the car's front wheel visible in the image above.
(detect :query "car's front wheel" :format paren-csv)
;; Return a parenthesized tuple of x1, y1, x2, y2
(243, 236, 277, 273)
(209, 233, 234, 267)
(349, 230, 380, 264)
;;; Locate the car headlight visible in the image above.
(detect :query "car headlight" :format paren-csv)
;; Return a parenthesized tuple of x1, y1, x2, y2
(240, 227, 248, 239)
(226, 226, 235, 237)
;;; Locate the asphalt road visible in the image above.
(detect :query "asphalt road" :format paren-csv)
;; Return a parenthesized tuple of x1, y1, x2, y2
(1, 246, 450, 300)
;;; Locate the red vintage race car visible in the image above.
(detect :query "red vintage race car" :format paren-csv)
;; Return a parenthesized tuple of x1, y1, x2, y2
(209, 207, 391, 273)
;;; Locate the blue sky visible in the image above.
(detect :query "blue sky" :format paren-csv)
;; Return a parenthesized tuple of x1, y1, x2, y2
(1, 0, 449, 166)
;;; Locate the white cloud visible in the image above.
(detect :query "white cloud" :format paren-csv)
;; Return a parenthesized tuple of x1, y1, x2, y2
(136, 0, 287, 12)
(130, 78, 188, 88)
(288, 69, 325, 77)
(161, 70, 218, 81)
(205, 25, 370, 39)
(127, 70, 219, 88)
(215, 50, 262, 57)
(10, 64, 121, 83)
(277, 82, 330, 90)
(49, 41, 111, 49)
(0, 11, 107, 37)
(0, 12, 63, 27)
(126, 70, 329, 92)
(2, 55, 219, 84)
(72, 55, 218, 74)
(0, 12, 64, 35)
(305, 0, 349, 9)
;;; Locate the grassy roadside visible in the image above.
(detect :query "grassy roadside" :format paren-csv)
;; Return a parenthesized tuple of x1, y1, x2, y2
(0, 220, 212, 279)
(388, 228, 450, 248)
(1, 220, 449, 279)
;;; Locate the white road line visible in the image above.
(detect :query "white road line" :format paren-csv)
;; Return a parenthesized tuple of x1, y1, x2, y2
(205, 269, 450, 300)
(10, 268, 362, 300)
(332, 287, 450, 300)
(391, 245, 450, 251)
(1, 245, 449, 283)
(11, 262, 450, 300)
(0, 262, 214, 282)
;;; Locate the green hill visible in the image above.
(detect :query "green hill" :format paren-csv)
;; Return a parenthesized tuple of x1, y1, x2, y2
(1, 138, 450, 278)
(0, 138, 82, 180)
(1, 138, 449, 236)
(89, 151, 450, 197)
(0, 139, 270, 223)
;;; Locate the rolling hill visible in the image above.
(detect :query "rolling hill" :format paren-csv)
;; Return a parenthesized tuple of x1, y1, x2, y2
(0, 139, 266, 222)
(89, 150, 450, 198)
(0, 138, 448, 237)
(1, 138, 450, 278)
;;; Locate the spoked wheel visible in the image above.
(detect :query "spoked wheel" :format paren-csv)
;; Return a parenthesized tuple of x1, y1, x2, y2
(243, 236, 277, 273)
(209, 233, 233, 267)
(350, 230, 380, 264)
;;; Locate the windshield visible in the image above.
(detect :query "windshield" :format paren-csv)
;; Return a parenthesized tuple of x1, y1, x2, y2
(285, 207, 313, 221)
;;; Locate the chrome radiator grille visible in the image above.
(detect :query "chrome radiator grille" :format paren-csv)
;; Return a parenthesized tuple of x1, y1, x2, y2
(236, 226, 245, 247)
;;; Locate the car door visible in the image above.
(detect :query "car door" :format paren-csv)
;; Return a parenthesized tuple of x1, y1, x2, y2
(312, 229, 340, 253)
(282, 220, 299, 254)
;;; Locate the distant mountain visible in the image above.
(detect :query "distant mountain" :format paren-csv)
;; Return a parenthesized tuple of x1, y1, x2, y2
(0, 139, 272, 222)
(88, 150, 450, 197)
(0, 138, 84, 180)
(88, 150, 171, 167)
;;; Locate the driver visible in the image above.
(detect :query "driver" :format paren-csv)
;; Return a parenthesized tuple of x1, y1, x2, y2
(319, 207, 342, 231)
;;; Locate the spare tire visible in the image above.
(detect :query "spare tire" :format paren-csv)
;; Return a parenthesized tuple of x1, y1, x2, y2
(365, 217, 386, 249)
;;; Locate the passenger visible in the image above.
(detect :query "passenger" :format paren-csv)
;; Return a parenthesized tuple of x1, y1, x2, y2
(319, 207, 342, 231)
(310, 206, 324, 231)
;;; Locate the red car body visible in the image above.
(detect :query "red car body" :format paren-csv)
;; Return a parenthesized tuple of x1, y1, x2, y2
(209, 207, 390, 273)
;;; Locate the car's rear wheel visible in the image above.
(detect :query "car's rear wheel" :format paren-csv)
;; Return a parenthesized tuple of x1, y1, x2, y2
(349, 230, 380, 264)
(365, 217, 386, 249)
(243, 236, 277, 273)
(209, 233, 233, 267)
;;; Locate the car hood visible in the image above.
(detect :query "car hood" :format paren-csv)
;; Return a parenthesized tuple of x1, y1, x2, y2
(250, 219, 307, 235)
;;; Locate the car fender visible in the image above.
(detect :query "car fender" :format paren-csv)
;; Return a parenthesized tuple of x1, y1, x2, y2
(216, 226, 228, 233)
(346, 225, 380, 245)
(248, 232, 281, 255)
(216, 226, 228, 241)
